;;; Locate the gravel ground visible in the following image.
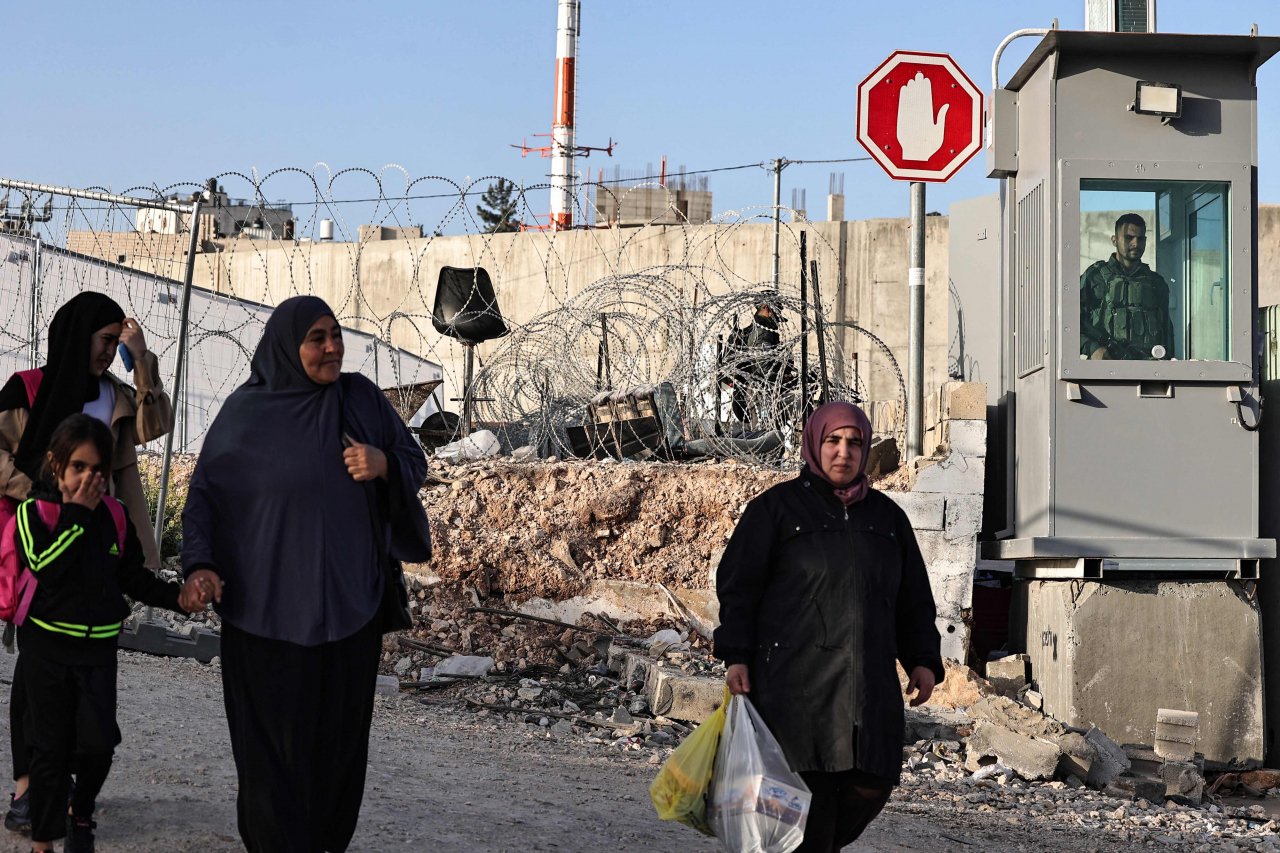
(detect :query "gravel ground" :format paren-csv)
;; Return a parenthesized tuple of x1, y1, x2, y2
(0, 650, 1253, 852)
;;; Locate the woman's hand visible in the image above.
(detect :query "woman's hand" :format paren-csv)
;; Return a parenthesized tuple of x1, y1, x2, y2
(184, 568, 224, 608)
(905, 666, 936, 707)
(727, 663, 751, 695)
(63, 472, 105, 511)
(120, 318, 148, 364)
(344, 441, 387, 482)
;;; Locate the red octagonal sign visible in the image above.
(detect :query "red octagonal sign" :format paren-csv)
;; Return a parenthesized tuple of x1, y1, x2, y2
(857, 50, 983, 183)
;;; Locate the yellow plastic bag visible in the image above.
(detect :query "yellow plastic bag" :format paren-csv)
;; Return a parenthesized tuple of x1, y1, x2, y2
(649, 685, 730, 836)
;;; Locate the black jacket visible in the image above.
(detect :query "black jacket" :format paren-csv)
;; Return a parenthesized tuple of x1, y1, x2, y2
(15, 484, 181, 666)
(713, 469, 944, 782)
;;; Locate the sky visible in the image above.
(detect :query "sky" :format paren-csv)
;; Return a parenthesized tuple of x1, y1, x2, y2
(5, 0, 1280, 234)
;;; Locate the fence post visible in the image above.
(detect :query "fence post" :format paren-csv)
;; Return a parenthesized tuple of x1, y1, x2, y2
(28, 235, 41, 369)
(150, 199, 202, 594)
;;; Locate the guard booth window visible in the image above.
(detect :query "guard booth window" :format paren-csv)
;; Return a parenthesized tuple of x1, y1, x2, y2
(1079, 179, 1230, 362)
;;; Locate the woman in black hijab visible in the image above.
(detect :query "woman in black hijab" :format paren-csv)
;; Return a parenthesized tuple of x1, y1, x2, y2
(0, 291, 173, 832)
(181, 295, 431, 853)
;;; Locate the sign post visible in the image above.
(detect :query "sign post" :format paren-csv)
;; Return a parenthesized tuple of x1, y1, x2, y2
(857, 51, 982, 459)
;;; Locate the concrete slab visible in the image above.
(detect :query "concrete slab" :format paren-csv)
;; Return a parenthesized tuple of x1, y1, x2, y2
(885, 492, 946, 530)
(1011, 580, 1263, 768)
(964, 721, 1061, 780)
(1084, 727, 1131, 788)
(913, 451, 985, 495)
(943, 419, 988, 458)
(944, 495, 984, 542)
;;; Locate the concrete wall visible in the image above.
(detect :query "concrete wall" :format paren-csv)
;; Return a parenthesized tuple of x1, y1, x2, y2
(90, 217, 952, 419)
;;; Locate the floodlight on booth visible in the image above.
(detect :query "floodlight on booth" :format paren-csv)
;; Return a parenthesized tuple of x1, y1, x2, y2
(1133, 81, 1182, 117)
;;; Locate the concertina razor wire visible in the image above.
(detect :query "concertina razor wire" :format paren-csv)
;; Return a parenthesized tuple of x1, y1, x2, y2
(0, 165, 905, 478)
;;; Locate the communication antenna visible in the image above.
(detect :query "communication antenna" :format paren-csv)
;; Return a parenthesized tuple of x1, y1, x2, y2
(511, 0, 617, 231)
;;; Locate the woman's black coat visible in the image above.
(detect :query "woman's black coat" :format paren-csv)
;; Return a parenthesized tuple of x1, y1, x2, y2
(713, 469, 945, 783)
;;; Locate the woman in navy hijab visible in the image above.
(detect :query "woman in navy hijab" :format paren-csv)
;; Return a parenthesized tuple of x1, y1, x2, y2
(182, 296, 431, 853)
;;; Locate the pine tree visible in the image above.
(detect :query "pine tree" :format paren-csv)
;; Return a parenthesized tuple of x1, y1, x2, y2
(476, 179, 520, 233)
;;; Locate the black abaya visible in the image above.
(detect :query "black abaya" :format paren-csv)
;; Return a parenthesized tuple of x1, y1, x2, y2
(220, 619, 382, 853)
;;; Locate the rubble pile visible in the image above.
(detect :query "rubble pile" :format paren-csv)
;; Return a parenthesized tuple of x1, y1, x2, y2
(418, 457, 797, 601)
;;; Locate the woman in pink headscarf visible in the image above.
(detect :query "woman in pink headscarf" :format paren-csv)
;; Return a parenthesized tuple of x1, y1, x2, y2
(714, 401, 944, 853)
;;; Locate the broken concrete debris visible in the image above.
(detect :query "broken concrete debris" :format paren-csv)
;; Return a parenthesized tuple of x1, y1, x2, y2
(985, 653, 1029, 697)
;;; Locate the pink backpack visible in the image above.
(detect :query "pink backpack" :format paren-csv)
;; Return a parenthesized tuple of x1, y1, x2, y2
(0, 369, 45, 538)
(0, 496, 126, 625)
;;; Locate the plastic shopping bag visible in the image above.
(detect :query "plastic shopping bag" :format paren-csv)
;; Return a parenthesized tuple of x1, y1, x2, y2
(650, 685, 730, 835)
(707, 694, 812, 853)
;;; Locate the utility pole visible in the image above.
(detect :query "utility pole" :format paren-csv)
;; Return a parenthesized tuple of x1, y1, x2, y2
(905, 182, 926, 460)
(771, 158, 786, 287)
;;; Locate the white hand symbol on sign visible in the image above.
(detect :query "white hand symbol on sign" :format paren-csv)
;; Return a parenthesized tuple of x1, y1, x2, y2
(896, 71, 950, 162)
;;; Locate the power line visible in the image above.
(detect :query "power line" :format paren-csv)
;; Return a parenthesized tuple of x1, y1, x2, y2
(1, 156, 877, 211)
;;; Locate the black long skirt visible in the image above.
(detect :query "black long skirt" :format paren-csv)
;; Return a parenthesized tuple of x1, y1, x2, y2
(221, 617, 382, 853)
(794, 768, 893, 853)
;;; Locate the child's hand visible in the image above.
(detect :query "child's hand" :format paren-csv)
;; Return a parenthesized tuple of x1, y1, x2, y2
(64, 471, 105, 511)
(183, 569, 223, 610)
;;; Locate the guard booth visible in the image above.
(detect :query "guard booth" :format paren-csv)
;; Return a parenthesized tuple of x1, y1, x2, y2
(977, 29, 1280, 766)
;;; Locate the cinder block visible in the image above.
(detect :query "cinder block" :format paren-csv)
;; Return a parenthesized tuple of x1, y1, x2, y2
(941, 382, 987, 420)
(943, 495, 984, 541)
(943, 419, 987, 457)
(912, 452, 985, 495)
(644, 666, 725, 723)
(1155, 723, 1197, 745)
(1157, 709, 1200, 726)
(1154, 738, 1197, 762)
(1162, 760, 1204, 804)
(886, 492, 945, 530)
(1104, 776, 1167, 802)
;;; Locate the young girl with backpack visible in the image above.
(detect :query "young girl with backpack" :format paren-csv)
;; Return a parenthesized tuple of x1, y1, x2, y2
(0, 414, 203, 852)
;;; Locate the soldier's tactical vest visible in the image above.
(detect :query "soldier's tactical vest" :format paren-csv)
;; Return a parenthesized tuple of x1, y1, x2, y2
(1084, 258, 1168, 353)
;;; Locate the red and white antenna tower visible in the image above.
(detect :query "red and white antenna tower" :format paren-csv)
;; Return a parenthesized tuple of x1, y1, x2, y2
(512, 0, 616, 231)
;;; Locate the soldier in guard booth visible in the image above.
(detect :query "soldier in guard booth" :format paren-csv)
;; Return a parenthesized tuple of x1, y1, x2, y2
(1080, 212, 1175, 361)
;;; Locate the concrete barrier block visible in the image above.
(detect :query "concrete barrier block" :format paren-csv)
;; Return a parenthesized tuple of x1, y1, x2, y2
(942, 382, 987, 420)
(943, 495, 984, 541)
(912, 452, 984, 495)
(943, 419, 987, 457)
(886, 492, 945, 530)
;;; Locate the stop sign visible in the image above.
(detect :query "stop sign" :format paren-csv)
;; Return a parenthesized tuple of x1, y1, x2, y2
(857, 51, 983, 182)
